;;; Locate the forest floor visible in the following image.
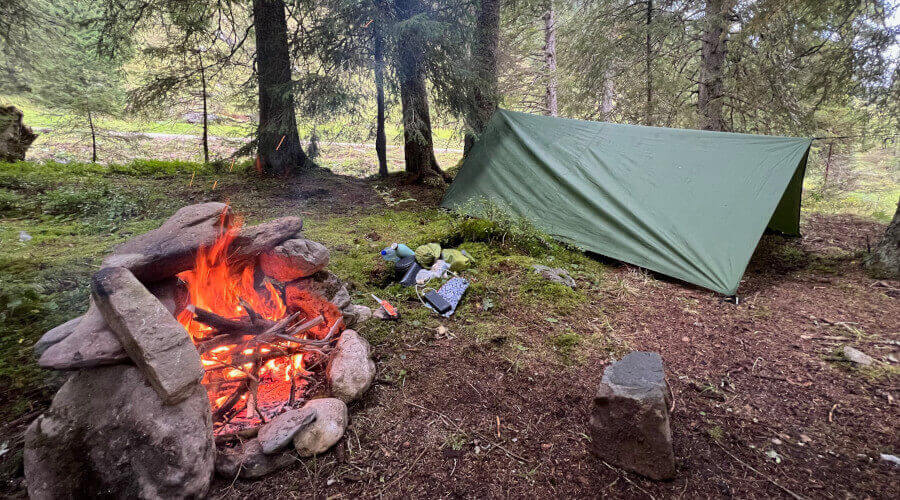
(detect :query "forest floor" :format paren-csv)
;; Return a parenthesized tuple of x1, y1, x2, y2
(0, 143, 897, 498)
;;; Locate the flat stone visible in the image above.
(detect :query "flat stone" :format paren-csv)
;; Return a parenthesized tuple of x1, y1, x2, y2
(257, 406, 318, 454)
(92, 267, 203, 405)
(843, 346, 875, 367)
(342, 304, 372, 328)
(34, 316, 81, 358)
(102, 202, 231, 282)
(38, 300, 129, 370)
(24, 365, 214, 499)
(327, 330, 376, 403)
(215, 438, 294, 479)
(293, 398, 348, 457)
(229, 217, 304, 262)
(37, 281, 186, 371)
(589, 351, 675, 480)
(259, 237, 330, 281)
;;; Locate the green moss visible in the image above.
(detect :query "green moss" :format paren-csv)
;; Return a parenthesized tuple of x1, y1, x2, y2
(518, 272, 586, 315)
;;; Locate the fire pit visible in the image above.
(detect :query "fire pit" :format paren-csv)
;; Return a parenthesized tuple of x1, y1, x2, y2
(25, 203, 376, 497)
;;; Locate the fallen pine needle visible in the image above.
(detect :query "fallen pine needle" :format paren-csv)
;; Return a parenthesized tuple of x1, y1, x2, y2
(715, 442, 807, 500)
(275, 135, 285, 151)
(212, 179, 218, 190)
(229, 158, 235, 171)
(189, 170, 195, 187)
(496, 416, 501, 438)
(828, 403, 838, 423)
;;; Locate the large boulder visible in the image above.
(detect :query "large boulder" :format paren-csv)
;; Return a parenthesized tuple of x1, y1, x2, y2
(327, 330, 376, 403)
(92, 267, 204, 405)
(24, 365, 214, 499)
(589, 351, 675, 480)
(102, 202, 232, 282)
(0, 105, 37, 162)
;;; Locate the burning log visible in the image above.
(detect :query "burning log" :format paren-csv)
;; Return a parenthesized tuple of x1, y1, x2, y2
(186, 305, 276, 336)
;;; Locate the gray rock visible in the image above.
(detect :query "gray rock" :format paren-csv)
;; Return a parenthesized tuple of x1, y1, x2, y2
(0, 105, 37, 161)
(342, 304, 372, 328)
(532, 264, 576, 288)
(327, 330, 376, 403)
(215, 438, 295, 479)
(259, 237, 330, 281)
(38, 301, 129, 370)
(102, 202, 231, 282)
(229, 217, 304, 263)
(34, 316, 81, 358)
(589, 351, 675, 480)
(843, 346, 875, 367)
(257, 406, 317, 454)
(292, 398, 348, 457)
(36, 281, 185, 371)
(330, 286, 351, 310)
(92, 267, 204, 405)
(880, 453, 900, 467)
(24, 365, 214, 499)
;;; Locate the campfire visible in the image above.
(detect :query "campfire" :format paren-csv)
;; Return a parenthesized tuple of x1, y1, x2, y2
(175, 214, 345, 432)
(27, 203, 376, 496)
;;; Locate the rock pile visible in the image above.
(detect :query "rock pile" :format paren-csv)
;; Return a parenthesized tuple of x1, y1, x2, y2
(25, 203, 377, 497)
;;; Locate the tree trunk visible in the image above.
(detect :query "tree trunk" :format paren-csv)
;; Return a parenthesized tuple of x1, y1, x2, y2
(866, 200, 900, 278)
(199, 51, 209, 164)
(465, 0, 502, 156)
(395, 0, 446, 184)
(543, 0, 558, 117)
(253, 0, 308, 175)
(87, 109, 97, 163)
(601, 68, 615, 121)
(644, 0, 652, 126)
(373, 20, 388, 177)
(698, 0, 729, 131)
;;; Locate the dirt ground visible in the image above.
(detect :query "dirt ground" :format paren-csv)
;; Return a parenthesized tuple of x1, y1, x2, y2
(209, 180, 897, 498)
(2, 168, 896, 498)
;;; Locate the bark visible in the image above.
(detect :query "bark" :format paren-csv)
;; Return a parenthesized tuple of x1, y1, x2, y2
(698, 0, 730, 131)
(543, 0, 558, 117)
(601, 68, 615, 121)
(87, 109, 97, 163)
(253, 0, 308, 175)
(465, 0, 502, 156)
(395, 0, 447, 184)
(866, 201, 900, 278)
(373, 20, 388, 177)
(645, 0, 652, 126)
(199, 51, 209, 164)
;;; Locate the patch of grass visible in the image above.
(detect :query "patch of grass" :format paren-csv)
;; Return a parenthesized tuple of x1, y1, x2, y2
(708, 425, 725, 442)
(443, 197, 558, 257)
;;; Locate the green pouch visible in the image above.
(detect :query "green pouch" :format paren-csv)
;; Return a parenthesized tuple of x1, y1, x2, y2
(415, 243, 442, 267)
(441, 248, 471, 271)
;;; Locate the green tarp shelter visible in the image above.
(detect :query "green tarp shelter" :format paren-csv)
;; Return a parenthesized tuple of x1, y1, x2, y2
(442, 109, 812, 295)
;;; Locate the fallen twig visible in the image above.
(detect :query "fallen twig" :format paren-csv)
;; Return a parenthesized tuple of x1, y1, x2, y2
(715, 442, 807, 500)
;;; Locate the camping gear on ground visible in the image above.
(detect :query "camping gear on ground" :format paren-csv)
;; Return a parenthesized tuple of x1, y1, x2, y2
(422, 290, 453, 314)
(400, 261, 424, 287)
(442, 109, 812, 295)
(380, 243, 414, 262)
(415, 259, 451, 284)
(441, 249, 471, 272)
(371, 294, 398, 319)
(423, 277, 469, 317)
(415, 243, 442, 267)
(395, 255, 417, 275)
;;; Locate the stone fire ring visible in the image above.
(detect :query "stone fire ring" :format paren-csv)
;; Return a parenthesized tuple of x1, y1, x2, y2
(25, 203, 377, 498)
